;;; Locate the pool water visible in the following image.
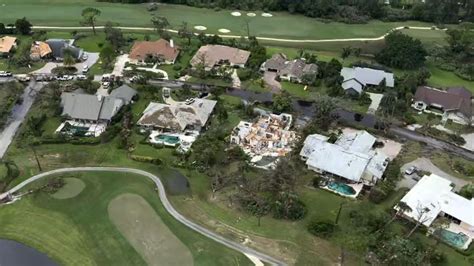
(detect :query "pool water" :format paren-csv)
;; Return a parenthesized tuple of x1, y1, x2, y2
(328, 182, 356, 195)
(156, 134, 180, 145)
(435, 229, 469, 249)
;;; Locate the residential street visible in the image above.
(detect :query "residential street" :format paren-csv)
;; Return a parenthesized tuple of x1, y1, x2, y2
(0, 80, 44, 158)
(0, 167, 286, 266)
(31, 52, 99, 75)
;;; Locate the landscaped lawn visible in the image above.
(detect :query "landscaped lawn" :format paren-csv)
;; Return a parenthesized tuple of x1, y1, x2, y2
(426, 62, 474, 92)
(0, 171, 251, 266)
(1, 1, 436, 40)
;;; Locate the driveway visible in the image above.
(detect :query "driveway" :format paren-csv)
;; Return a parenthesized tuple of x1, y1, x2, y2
(31, 52, 99, 75)
(112, 54, 129, 76)
(0, 80, 44, 158)
(461, 133, 474, 152)
(398, 157, 469, 191)
(263, 71, 281, 93)
(367, 93, 383, 114)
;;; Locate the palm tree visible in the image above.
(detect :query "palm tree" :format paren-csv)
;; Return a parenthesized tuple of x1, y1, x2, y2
(62, 49, 76, 67)
(407, 204, 431, 238)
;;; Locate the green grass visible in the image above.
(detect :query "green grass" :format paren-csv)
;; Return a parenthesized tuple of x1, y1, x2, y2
(426, 62, 474, 92)
(51, 177, 85, 199)
(0, 171, 251, 265)
(1, 1, 435, 40)
(400, 28, 448, 49)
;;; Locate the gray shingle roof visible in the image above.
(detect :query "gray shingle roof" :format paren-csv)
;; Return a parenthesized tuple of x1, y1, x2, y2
(110, 85, 137, 104)
(60, 93, 124, 121)
(341, 67, 394, 93)
(46, 39, 83, 60)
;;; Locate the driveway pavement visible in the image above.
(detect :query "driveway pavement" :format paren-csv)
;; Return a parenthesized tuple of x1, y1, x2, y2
(263, 71, 281, 93)
(398, 157, 469, 191)
(367, 93, 383, 114)
(0, 80, 44, 158)
(31, 52, 99, 75)
(112, 54, 129, 76)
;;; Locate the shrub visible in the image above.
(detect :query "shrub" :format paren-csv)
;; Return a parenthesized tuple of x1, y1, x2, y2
(130, 155, 162, 165)
(172, 65, 182, 71)
(459, 184, 474, 199)
(272, 192, 307, 220)
(368, 186, 388, 203)
(308, 219, 336, 238)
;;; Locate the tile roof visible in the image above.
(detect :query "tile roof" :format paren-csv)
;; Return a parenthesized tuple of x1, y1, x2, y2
(190, 45, 250, 68)
(30, 41, 52, 58)
(0, 36, 17, 53)
(414, 86, 472, 118)
(129, 39, 180, 62)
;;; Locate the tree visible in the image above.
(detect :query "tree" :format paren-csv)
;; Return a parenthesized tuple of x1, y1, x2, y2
(341, 47, 352, 59)
(376, 31, 427, 69)
(99, 44, 117, 69)
(81, 7, 101, 35)
(272, 191, 306, 220)
(375, 236, 424, 265)
(178, 21, 193, 45)
(15, 17, 32, 35)
(313, 96, 338, 131)
(151, 16, 169, 34)
(407, 203, 432, 238)
(272, 92, 292, 113)
(104, 22, 125, 50)
(459, 184, 474, 199)
(62, 49, 76, 66)
(308, 219, 336, 238)
(386, 201, 412, 226)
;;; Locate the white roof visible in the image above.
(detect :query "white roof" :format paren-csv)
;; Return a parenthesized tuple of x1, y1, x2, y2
(306, 141, 371, 182)
(342, 79, 364, 94)
(341, 67, 394, 92)
(399, 174, 474, 227)
(299, 134, 329, 158)
(335, 131, 376, 154)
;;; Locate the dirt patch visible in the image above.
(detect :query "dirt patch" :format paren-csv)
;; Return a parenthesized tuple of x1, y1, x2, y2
(51, 177, 85, 199)
(108, 193, 193, 266)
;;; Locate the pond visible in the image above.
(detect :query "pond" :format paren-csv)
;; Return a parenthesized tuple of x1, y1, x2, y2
(163, 169, 190, 195)
(0, 239, 57, 266)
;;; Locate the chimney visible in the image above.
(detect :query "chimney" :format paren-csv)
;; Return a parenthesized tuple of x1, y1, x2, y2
(170, 39, 174, 48)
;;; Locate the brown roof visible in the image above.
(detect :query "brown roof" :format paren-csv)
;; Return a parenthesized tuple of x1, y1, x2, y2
(263, 53, 287, 71)
(129, 39, 180, 62)
(0, 36, 17, 53)
(414, 86, 472, 118)
(190, 45, 250, 68)
(30, 41, 52, 58)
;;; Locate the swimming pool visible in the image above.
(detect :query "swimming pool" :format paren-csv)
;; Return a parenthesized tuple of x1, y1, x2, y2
(435, 229, 469, 249)
(155, 134, 180, 146)
(327, 182, 356, 196)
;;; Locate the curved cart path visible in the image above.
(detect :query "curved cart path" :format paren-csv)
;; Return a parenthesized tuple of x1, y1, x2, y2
(0, 167, 285, 266)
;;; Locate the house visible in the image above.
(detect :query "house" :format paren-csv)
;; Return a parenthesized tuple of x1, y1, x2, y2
(0, 36, 17, 56)
(261, 54, 318, 83)
(412, 86, 473, 125)
(137, 98, 217, 132)
(396, 174, 474, 250)
(30, 41, 52, 60)
(340, 67, 394, 95)
(46, 39, 84, 61)
(129, 39, 180, 65)
(190, 45, 250, 70)
(109, 84, 138, 105)
(300, 130, 389, 186)
(230, 113, 297, 169)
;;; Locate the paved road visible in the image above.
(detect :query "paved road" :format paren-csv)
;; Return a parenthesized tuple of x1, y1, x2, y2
(32, 52, 99, 75)
(1, 167, 285, 266)
(390, 127, 474, 161)
(32, 26, 443, 43)
(0, 80, 44, 159)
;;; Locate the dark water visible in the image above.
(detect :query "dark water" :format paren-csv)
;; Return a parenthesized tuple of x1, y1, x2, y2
(0, 239, 57, 266)
(164, 169, 190, 195)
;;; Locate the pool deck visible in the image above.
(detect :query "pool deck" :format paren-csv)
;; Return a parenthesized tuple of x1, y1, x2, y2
(322, 183, 364, 199)
(55, 120, 107, 137)
(445, 223, 473, 250)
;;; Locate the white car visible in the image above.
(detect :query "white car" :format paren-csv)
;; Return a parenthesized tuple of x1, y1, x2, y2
(76, 75, 87, 80)
(82, 54, 88, 60)
(56, 76, 67, 81)
(405, 166, 417, 175)
(0, 71, 12, 77)
(82, 65, 89, 73)
(102, 81, 110, 87)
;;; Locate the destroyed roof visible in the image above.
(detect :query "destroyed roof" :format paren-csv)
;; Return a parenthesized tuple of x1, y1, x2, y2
(137, 99, 217, 131)
(190, 45, 250, 68)
(414, 86, 472, 118)
(335, 130, 376, 154)
(30, 41, 52, 58)
(299, 134, 329, 158)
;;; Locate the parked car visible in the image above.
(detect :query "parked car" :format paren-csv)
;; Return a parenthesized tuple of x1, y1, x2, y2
(0, 71, 12, 77)
(56, 75, 68, 81)
(412, 175, 421, 181)
(82, 65, 89, 73)
(15, 74, 31, 82)
(102, 81, 110, 87)
(76, 75, 87, 80)
(82, 53, 88, 60)
(405, 166, 418, 175)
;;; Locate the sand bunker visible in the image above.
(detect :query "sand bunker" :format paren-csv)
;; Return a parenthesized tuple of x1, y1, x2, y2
(262, 13, 273, 17)
(247, 13, 256, 17)
(231, 11, 242, 17)
(218, 29, 231, 33)
(194, 25, 207, 31)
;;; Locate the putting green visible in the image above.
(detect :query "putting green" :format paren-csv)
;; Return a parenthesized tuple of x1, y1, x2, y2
(108, 193, 193, 266)
(51, 178, 85, 199)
